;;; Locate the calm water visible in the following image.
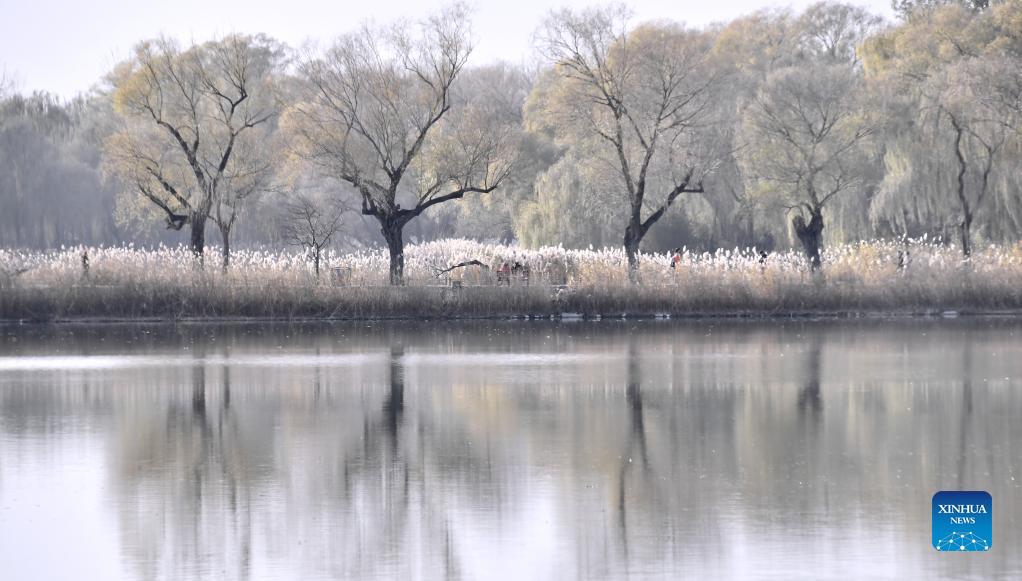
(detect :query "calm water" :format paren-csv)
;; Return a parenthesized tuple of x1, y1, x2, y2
(0, 319, 1020, 580)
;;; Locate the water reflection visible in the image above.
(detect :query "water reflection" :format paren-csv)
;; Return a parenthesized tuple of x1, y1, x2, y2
(959, 342, 973, 492)
(797, 341, 823, 422)
(0, 320, 1021, 580)
(616, 338, 651, 569)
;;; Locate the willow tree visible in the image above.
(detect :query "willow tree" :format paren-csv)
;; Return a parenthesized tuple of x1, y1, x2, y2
(740, 64, 876, 269)
(863, 2, 1018, 254)
(533, 6, 724, 281)
(283, 4, 516, 285)
(958, 55, 1022, 247)
(105, 34, 283, 265)
(928, 60, 1010, 256)
(892, 0, 998, 18)
(795, 2, 882, 66)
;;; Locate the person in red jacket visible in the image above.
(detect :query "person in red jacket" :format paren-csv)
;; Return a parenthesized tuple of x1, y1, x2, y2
(670, 248, 682, 269)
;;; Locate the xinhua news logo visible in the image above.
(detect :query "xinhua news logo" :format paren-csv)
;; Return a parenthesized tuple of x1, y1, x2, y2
(932, 491, 992, 552)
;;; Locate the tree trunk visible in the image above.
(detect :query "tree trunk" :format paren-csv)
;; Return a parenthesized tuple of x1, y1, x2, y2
(314, 248, 321, 281)
(961, 147, 993, 260)
(190, 211, 207, 266)
(623, 223, 642, 283)
(382, 222, 405, 285)
(220, 226, 231, 273)
(960, 212, 973, 259)
(793, 208, 824, 270)
(950, 113, 972, 259)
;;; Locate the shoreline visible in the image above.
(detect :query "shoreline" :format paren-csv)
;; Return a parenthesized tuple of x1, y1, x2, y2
(5, 308, 1022, 326)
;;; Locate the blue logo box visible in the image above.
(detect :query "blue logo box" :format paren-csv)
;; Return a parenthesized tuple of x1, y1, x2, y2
(932, 491, 991, 552)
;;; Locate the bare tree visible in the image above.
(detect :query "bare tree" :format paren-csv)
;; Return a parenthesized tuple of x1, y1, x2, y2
(796, 2, 884, 66)
(891, 0, 995, 19)
(283, 4, 516, 284)
(211, 134, 277, 272)
(740, 63, 876, 269)
(430, 63, 534, 242)
(105, 34, 284, 264)
(873, 54, 1015, 258)
(862, 3, 1005, 250)
(534, 6, 724, 280)
(282, 194, 346, 280)
(964, 54, 1022, 248)
(930, 59, 1010, 257)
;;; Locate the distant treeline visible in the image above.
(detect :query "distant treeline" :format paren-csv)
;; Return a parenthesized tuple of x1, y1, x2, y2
(2, 0, 1021, 282)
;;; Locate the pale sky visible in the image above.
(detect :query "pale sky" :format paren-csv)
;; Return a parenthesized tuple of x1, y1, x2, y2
(1, 0, 895, 99)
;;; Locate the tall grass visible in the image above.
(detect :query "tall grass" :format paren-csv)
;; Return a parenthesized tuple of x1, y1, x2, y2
(2, 238, 1021, 320)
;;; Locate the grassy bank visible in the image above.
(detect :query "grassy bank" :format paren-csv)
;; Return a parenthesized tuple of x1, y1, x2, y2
(3, 239, 1022, 321)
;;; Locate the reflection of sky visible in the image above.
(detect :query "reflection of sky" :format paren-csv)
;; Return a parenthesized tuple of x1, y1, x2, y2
(1, 320, 1021, 579)
(0, 354, 385, 371)
(0, 433, 126, 580)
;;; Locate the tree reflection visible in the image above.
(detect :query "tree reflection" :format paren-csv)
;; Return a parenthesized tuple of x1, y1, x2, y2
(957, 341, 974, 490)
(625, 340, 648, 464)
(223, 364, 231, 410)
(797, 341, 823, 425)
(115, 338, 512, 579)
(71, 320, 1019, 579)
(191, 363, 206, 415)
(115, 352, 253, 580)
(384, 344, 405, 454)
(615, 337, 657, 566)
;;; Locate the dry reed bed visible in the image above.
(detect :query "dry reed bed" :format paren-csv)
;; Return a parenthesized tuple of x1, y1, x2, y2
(2, 238, 1021, 320)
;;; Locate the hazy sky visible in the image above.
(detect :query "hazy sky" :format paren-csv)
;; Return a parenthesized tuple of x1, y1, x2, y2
(1, 0, 894, 99)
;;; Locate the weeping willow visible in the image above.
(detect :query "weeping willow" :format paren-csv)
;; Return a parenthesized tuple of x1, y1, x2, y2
(871, 122, 1022, 247)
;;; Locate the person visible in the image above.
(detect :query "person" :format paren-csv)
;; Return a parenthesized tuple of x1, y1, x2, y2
(512, 261, 530, 286)
(670, 248, 682, 269)
(497, 261, 511, 286)
(897, 249, 911, 272)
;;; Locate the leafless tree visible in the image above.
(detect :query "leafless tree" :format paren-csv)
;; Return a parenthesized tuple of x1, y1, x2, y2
(211, 135, 278, 272)
(795, 2, 883, 66)
(282, 194, 346, 280)
(891, 0, 994, 19)
(741, 63, 876, 268)
(283, 3, 517, 284)
(105, 34, 284, 264)
(535, 6, 724, 280)
(921, 58, 1010, 257)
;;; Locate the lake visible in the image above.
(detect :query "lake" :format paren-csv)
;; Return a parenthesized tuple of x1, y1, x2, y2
(0, 319, 1019, 580)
